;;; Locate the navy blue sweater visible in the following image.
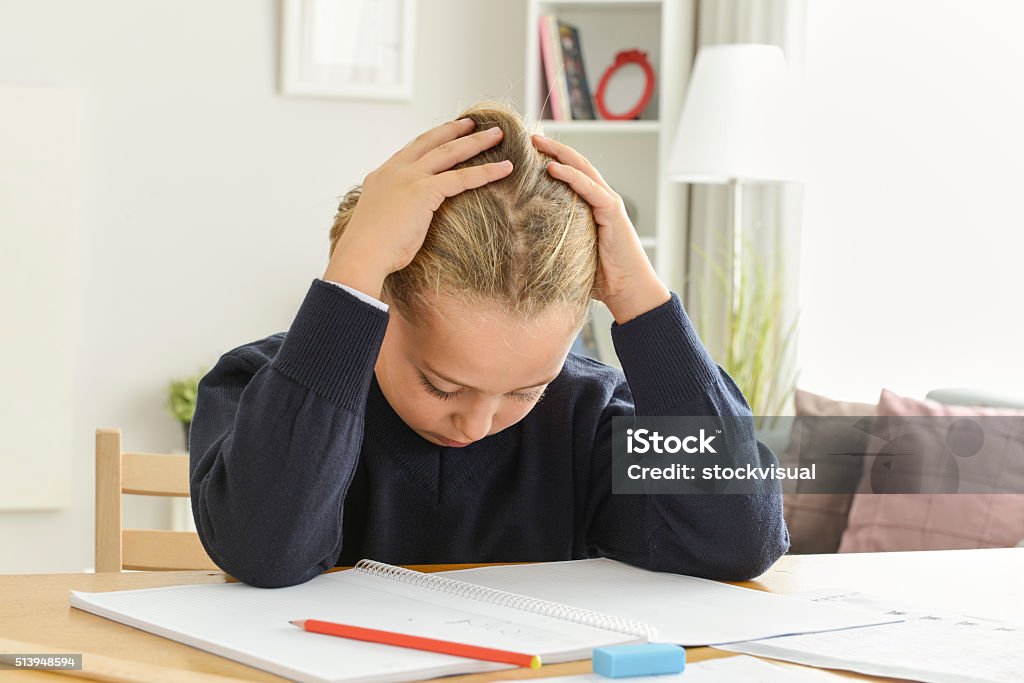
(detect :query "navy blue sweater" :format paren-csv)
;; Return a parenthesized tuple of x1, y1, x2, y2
(189, 279, 789, 588)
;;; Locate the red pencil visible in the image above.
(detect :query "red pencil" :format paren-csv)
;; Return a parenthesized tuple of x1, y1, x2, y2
(289, 619, 542, 669)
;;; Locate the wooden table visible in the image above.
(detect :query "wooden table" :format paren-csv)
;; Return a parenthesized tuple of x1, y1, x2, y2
(1, 549, 1020, 682)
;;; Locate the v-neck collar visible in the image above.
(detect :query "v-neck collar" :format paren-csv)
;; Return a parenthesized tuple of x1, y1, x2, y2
(363, 372, 517, 502)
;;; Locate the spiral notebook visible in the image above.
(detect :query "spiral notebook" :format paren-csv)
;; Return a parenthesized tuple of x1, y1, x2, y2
(69, 560, 651, 683)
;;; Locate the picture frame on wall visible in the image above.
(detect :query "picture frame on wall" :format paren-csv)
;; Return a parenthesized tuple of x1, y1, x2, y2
(280, 0, 418, 100)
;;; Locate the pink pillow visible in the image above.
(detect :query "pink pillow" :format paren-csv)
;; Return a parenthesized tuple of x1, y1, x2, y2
(782, 389, 877, 554)
(839, 388, 1024, 552)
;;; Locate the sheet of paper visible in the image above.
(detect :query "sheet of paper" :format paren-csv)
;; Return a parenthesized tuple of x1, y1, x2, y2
(440, 558, 900, 645)
(539, 654, 841, 682)
(721, 591, 1024, 683)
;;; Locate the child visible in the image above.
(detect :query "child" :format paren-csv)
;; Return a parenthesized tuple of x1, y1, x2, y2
(190, 100, 789, 588)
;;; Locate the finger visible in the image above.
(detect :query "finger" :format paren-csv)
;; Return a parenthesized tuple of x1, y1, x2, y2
(432, 160, 514, 199)
(393, 118, 477, 164)
(532, 134, 616, 195)
(419, 125, 505, 175)
(546, 161, 620, 212)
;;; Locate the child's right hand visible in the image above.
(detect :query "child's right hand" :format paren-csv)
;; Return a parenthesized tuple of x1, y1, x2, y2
(323, 118, 513, 300)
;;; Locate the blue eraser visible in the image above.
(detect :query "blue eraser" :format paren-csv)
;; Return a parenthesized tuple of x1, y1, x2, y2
(592, 643, 686, 678)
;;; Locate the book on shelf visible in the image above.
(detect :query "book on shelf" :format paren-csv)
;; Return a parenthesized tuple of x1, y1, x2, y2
(538, 15, 596, 121)
(558, 20, 597, 120)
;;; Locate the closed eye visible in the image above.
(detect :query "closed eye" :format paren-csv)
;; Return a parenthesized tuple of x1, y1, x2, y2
(417, 374, 546, 404)
(418, 375, 460, 401)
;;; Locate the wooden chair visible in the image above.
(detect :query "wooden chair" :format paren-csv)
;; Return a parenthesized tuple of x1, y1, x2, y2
(95, 427, 219, 572)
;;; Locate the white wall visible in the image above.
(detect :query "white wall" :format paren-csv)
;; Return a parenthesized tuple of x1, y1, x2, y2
(0, 0, 526, 573)
(797, 0, 1024, 403)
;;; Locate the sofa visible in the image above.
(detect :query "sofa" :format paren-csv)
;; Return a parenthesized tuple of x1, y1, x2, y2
(758, 387, 1024, 554)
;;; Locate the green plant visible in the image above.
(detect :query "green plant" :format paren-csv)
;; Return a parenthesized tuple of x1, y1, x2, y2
(167, 370, 206, 425)
(690, 234, 800, 431)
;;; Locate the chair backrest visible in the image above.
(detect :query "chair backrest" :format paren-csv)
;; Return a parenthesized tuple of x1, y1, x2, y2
(95, 427, 218, 572)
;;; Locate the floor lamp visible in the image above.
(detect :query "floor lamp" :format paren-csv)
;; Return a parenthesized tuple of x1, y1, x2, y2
(668, 44, 804, 337)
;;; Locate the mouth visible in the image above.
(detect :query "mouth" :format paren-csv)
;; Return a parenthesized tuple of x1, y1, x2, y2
(437, 434, 473, 447)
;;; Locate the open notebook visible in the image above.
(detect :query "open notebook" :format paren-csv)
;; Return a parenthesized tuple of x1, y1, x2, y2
(70, 560, 650, 683)
(70, 558, 897, 683)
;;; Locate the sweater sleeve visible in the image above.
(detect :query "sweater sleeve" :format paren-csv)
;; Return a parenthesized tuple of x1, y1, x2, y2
(189, 279, 389, 588)
(583, 291, 790, 581)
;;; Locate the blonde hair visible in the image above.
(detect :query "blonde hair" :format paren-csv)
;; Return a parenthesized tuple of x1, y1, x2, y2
(329, 99, 598, 331)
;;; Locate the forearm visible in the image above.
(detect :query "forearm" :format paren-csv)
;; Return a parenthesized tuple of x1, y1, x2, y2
(589, 389, 788, 580)
(191, 369, 365, 587)
(190, 280, 389, 587)
(589, 292, 789, 578)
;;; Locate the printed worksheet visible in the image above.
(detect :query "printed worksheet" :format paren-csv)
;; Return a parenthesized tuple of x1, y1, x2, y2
(721, 591, 1024, 683)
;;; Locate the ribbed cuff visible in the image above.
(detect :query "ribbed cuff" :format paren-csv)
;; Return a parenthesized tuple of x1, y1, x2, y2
(610, 291, 720, 407)
(271, 279, 389, 412)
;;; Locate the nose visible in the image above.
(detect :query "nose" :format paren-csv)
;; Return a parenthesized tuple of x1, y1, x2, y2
(453, 401, 495, 442)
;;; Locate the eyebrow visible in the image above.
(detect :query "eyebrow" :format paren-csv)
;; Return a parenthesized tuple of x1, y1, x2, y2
(421, 362, 558, 393)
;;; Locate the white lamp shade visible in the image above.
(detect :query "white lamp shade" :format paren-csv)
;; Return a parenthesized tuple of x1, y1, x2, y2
(668, 44, 805, 184)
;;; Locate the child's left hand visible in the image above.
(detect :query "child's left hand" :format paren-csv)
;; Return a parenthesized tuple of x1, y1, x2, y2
(531, 133, 671, 324)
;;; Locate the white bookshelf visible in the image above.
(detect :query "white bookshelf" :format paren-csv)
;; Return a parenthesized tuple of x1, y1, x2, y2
(525, 0, 695, 367)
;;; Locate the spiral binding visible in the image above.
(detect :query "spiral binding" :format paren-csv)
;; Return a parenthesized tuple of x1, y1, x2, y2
(353, 559, 658, 641)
